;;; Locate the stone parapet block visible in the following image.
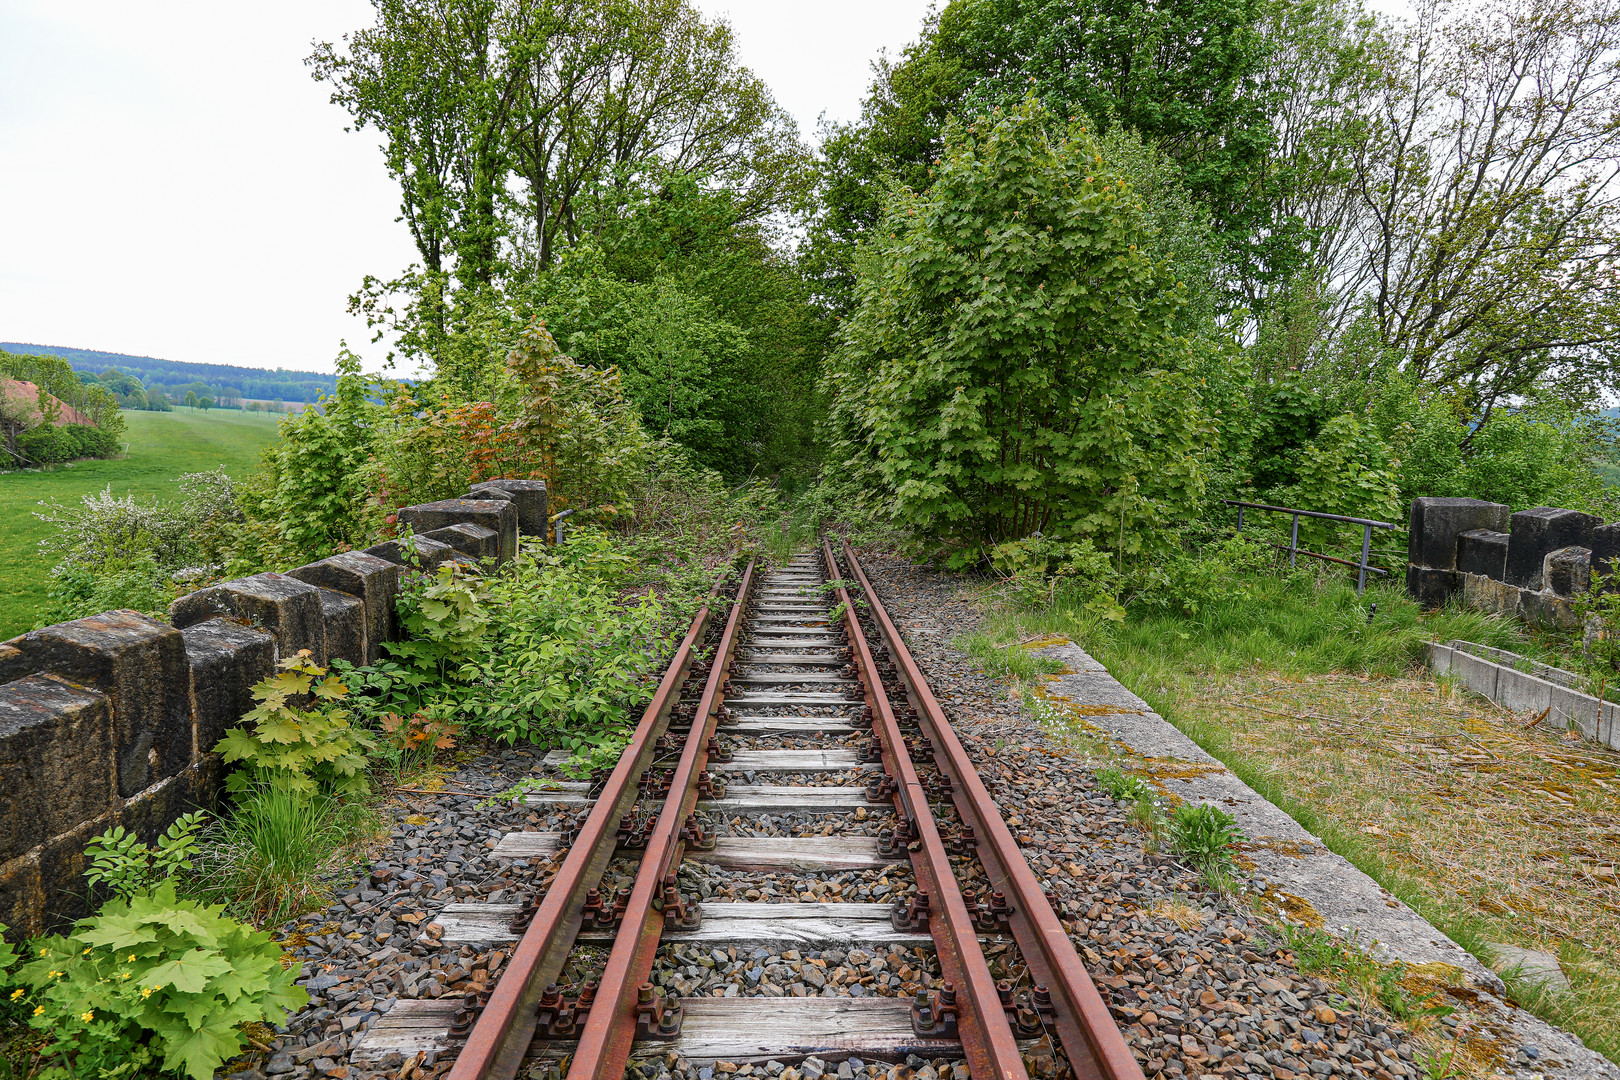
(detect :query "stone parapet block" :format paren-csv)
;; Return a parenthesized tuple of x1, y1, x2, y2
(11, 611, 192, 798)
(117, 757, 223, 847)
(1545, 546, 1592, 598)
(1460, 572, 1524, 619)
(287, 552, 402, 664)
(470, 479, 547, 540)
(398, 499, 517, 562)
(1519, 589, 1578, 630)
(0, 675, 116, 865)
(422, 523, 499, 561)
(181, 619, 275, 760)
(364, 536, 456, 570)
(1506, 507, 1602, 589)
(1405, 566, 1460, 610)
(170, 574, 329, 668)
(1408, 497, 1510, 570)
(317, 588, 367, 667)
(1456, 529, 1509, 580)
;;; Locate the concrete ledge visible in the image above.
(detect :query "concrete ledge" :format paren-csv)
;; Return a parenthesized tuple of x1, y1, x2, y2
(1430, 640, 1620, 751)
(1031, 638, 1619, 1080)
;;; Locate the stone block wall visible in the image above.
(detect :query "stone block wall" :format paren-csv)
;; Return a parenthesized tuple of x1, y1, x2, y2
(0, 480, 545, 937)
(1405, 496, 1609, 626)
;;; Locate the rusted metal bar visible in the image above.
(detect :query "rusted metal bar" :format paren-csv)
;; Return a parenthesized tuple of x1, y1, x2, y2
(841, 539, 1147, 1080)
(446, 571, 733, 1080)
(565, 560, 756, 1080)
(823, 538, 1028, 1080)
(1222, 499, 1398, 530)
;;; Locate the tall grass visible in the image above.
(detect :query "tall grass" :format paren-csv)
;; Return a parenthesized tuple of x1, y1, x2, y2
(190, 782, 374, 925)
(979, 570, 1529, 692)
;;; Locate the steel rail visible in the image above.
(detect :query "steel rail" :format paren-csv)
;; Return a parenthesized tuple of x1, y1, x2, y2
(446, 570, 734, 1080)
(840, 539, 1147, 1080)
(821, 538, 1028, 1080)
(565, 559, 757, 1080)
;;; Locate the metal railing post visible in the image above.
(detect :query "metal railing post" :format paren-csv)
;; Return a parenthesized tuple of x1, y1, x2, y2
(1236, 506, 1244, 532)
(1357, 525, 1372, 594)
(1290, 514, 1300, 568)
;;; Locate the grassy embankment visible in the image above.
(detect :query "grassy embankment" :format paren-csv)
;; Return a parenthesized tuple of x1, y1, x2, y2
(957, 571, 1620, 1066)
(0, 409, 281, 638)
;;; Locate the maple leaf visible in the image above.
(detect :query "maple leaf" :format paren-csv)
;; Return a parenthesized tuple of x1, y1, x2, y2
(143, 948, 233, 994)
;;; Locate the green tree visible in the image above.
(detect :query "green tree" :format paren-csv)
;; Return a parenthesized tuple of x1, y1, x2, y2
(824, 101, 1215, 559)
(252, 351, 383, 558)
(808, 0, 1279, 316)
(312, 0, 812, 372)
(1261, 0, 1620, 423)
(184, 390, 198, 411)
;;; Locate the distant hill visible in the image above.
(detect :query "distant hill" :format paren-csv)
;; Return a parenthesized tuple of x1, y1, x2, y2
(0, 343, 338, 403)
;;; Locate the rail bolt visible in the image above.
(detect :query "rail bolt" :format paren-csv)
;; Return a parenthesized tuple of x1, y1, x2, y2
(448, 989, 482, 1037)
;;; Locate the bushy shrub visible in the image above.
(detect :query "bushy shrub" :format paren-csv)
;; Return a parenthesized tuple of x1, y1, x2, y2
(15, 424, 118, 465)
(1129, 533, 1286, 616)
(33, 471, 253, 626)
(823, 100, 1216, 563)
(249, 351, 384, 559)
(13, 883, 304, 1080)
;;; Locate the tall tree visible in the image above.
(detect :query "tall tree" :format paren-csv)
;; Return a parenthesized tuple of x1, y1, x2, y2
(807, 0, 1279, 317)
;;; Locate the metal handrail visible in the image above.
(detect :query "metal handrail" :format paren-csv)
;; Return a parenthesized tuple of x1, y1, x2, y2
(1222, 499, 1401, 593)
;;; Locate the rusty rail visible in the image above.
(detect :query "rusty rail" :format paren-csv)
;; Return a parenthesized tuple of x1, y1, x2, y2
(445, 567, 739, 1080)
(823, 538, 1027, 1080)
(564, 559, 756, 1080)
(839, 538, 1146, 1080)
(445, 545, 1143, 1080)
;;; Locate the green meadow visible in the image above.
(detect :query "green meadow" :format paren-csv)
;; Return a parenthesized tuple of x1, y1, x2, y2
(0, 409, 283, 638)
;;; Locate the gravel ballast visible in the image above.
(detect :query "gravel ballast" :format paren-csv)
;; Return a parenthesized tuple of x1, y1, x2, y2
(230, 548, 1617, 1080)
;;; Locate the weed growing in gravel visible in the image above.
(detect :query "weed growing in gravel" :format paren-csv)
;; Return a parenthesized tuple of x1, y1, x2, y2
(189, 782, 375, 925)
(1168, 803, 1242, 867)
(1095, 765, 1154, 802)
(1283, 924, 1455, 1025)
(954, 631, 1064, 688)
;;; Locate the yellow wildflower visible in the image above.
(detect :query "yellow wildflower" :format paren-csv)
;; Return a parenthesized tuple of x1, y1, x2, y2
(48, 971, 63, 979)
(121, 972, 131, 980)
(127, 954, 136, 963)
(9, 988, 23, 1000)
(32, 1006, 44, 1017)
(82, 947, 91, 955)
(80, 1011, 93, 1023)
(140, 987, 154, 998)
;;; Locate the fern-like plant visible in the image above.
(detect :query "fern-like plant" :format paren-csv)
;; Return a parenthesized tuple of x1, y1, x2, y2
(83, 812, 207, 903)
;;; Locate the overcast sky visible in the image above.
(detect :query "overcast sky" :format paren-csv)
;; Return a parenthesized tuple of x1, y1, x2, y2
(0, 0, 933, 378)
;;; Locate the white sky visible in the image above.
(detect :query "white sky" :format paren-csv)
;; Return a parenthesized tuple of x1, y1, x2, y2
(0, 0, 934, 378)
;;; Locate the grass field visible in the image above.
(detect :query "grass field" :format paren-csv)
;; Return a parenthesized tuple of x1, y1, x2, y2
(0, 409, 282, 638)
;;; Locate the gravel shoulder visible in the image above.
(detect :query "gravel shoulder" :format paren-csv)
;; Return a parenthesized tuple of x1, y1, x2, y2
(851, 548, 1620, 1080)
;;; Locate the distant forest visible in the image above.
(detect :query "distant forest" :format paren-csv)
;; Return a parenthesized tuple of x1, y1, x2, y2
(0, 343, 338, 404)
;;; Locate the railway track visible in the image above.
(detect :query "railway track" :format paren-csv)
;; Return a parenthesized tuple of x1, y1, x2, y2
(355, 539, 1143, 1080)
